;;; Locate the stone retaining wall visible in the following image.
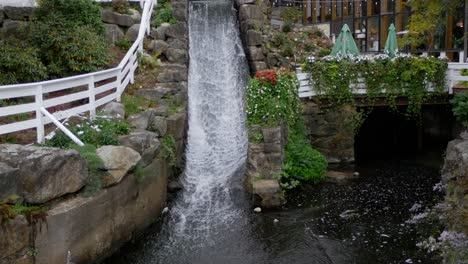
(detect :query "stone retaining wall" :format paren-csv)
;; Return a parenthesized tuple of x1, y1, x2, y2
(301, 101, 355, 163)
(246, 124, 286, 208)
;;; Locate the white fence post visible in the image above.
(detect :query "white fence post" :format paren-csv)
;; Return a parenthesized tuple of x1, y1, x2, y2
(88, 75, 96, 118)
(35, 85, 45, 144)
(116, 71, 122, 102)
(460, 51, 465, 63)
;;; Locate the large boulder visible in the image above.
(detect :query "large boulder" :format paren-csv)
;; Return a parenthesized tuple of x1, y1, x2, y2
(119, 130, 160, 167)
(135, 87, 173, 101)
(442, 139, 468, 181)
(0, 145, 88, 204)
(127, 109, 155, 130)
(150, 23, 170, 40)
(148, 39, 169, 55)
(149, 116, 168, 137)
(96, 146, 141, 187)
(101, 9, 135, 27)
(251, 61, 267, 72)
(126, 23, 140, 42)
(129, 8, 141, 23)
(104, 23, 125, 45)
(0, 162, 19, 202)
(101, 101, 125, 120)
(3, 6, 35, 20)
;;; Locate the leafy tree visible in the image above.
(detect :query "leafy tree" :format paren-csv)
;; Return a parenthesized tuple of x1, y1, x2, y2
(400, 0, 464, 50)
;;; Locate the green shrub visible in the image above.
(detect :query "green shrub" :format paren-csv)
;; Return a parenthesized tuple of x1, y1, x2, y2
(35, 0, 104, 34)
(282, 21, 293, 33)
(318, 48, 331, 57)
(0, 40, 48, 85)
(152, 0, 177, 28)
(121, 95, 153, 117)
(30, 25, 110, 78)
(282, 121, 327, 184)
(304, 43, 316, 52)
(280, 7, 302, 23)
(273, 32, 288, 47)
(281, 40, 295, 57)
(246, 68, 300, 126)
(45, 117, 130, 148)
(115, 38, 132, 50)
(451, 92, 468, 126)
(161, 135, 176, 166)
(27, 0, 109, 78)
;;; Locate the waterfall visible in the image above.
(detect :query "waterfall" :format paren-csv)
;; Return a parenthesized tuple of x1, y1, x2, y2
(172, 0, 249, 238)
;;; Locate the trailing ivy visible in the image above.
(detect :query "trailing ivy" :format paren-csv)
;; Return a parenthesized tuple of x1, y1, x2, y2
(305, 54, 448, 127)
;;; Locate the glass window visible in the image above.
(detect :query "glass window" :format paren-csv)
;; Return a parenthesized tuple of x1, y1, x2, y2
(334, 1, 342, 20)
(381, 0, 394, 15)
(367, 17, 380, 51)
(380, 15, 394, 50)
(343, 0, 351, 18)
(395, 13, 409, 32)
(355, 19, 367, 51)
(368, 0, 381, 16)
(316, 1, 322, 22)
(325, 0, 332, 21)
(355, 0, 367, 17)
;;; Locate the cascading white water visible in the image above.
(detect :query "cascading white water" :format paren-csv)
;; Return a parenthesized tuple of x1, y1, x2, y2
(170, 0, 249, 240)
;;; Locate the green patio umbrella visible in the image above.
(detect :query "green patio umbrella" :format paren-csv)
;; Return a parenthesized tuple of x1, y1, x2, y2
(331, 24, 360, 57)
(384, 23, 398, 57)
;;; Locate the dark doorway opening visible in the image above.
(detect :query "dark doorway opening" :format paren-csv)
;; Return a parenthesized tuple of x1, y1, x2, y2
(354, 104, 457, 164)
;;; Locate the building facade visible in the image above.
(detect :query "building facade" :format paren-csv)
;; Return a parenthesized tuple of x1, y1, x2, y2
(302, 0, 466, 61)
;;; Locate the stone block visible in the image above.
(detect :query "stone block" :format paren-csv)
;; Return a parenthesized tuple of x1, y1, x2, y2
(165, 22, 187, 39)
(166, 112, 186, 140)
(171, 2, 187, 21)
(97, 146, 141, 187)
(157, 64, 188, 82)
(101, 9, 135, 27)
(104, 23, 125, 45)
(236, 0, 256, 6)
(246, 46, 265, 61)
(167, 38, 188, 50)
(262, 127, 281, 143)
(239, 4, 264, 21)
(165, 48, 188, 64)
(252, 180, 285, 208)
(2, 19, 26, 39)
(245, 30, 263, 46)
(251, 61, 267, 72)
(135, 87, 173, 101)
(126, 23, 140, 42)
(118, 130, 160, 167)
(151, 25, 168, 41)
(0, 162, 19, 202)
(0, 145, 88, 204)
(240, 19, 263, 34)
(0, 8, 4, 25)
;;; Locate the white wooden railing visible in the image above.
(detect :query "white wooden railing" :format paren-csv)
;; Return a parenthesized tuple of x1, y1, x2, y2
(298, 63, 468, 98)
(0, 0, 157, 144)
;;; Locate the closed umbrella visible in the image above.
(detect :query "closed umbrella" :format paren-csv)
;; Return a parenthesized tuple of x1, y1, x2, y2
(384, 23, 398, 57)
(331, 24, 360, 58)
